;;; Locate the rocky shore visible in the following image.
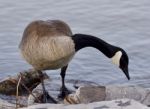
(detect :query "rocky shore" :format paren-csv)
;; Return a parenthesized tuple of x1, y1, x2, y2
(22, 99, 149, 109)
(0, 70, 149, 109)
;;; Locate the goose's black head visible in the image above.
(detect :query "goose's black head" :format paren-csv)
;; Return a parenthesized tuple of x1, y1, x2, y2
(111, 49, 130, 80)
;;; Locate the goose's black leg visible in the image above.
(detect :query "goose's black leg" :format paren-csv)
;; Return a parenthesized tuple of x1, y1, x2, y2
(38, 70, 48, 103)
(59, 65, 70, 98)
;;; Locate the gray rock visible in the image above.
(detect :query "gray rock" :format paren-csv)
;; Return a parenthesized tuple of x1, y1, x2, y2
(21, 99, 150, 109)
(27, 79, 150, 106)
(0, 98, 15, 109)
(64, 86, 106, 104)
(28, 79, 99, 105)
(105, 85, 150, 106)
(65, 85, 150, 106)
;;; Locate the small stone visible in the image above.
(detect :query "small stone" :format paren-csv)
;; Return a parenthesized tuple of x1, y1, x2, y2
(65, 86, 106, 104)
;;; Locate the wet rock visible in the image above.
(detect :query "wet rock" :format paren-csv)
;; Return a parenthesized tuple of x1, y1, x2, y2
(0, 69, 49, 95)
(0, 98, 15, 109)
(65, 85, 150, 106)
(27, 79, 99, 105)
(27, 79, 150, 106)
(64, 86, 106, 104)
(105, 85, 150, 106)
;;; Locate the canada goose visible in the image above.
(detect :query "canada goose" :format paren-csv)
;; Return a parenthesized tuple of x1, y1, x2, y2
(19, 20, 130, 102)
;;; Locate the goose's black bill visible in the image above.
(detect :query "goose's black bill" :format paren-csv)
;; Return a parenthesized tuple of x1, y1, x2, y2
(122, 67, 130, 80)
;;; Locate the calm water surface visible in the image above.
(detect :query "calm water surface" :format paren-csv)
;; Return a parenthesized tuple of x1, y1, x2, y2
(0, 0, 150, 88)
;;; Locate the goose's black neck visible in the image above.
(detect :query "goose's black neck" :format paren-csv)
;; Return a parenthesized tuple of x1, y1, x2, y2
(72, 34, 119, 58)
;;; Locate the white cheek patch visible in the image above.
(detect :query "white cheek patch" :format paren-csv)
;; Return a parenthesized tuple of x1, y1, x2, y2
(111, 51, 122, 67)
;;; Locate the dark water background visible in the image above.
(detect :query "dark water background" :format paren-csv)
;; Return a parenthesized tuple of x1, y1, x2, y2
(0, 0, 150, 88)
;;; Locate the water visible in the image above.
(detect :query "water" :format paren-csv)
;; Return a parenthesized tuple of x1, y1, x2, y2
(0, 0, 150, 88)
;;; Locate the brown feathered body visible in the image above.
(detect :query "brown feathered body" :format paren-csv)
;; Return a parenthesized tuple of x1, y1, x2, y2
(19, 20, 75, 70)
